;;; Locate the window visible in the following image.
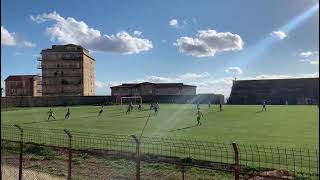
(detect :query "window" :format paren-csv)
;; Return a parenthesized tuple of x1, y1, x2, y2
(62, 79, 68, 85)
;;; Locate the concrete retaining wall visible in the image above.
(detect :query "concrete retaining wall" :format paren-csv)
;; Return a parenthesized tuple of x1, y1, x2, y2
(1, 94, 224, 107)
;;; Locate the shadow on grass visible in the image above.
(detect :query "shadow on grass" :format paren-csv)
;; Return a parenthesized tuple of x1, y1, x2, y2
(18, 119, 64, 125)
(255, 110, 267, 113)
(133, 116, 150, 119)
(168, 125, 198, 132)
(79, 115, 101, 119)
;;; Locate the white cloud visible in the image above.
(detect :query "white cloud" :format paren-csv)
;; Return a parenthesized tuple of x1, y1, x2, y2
(169, 19, 179, 28)
(143, 72, 210, 83)
(300, 51, 317, 58)
(299, 51, 319, 65)
(32, 54, 41, 58)
(144, 76, 173, 83)
(30, 11, 153, 54)
(178, 72, 210, 81)
(95, 81, 119, 89)
(23, 41, 35, 47)
(175, 29, 244, 57)
(13, 52, 23, 56)
(13, 52, 41, 58)
(270, 30, 287, 40)
(133, 31, 142, 36)
(1, 26, 35, 47)
(225, 67, 243, 75)
(300, 59, 319, 65)
(244, 73, 319, 80)
(1, 26, 16, 46)
(195, 77, 235, 96)
(182, 20, 188, 25)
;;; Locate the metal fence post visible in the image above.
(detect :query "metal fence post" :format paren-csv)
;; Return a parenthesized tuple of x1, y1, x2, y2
(232, 142, 240, 180)
(14, 125, 23, 180)
(181, 164, 185, 180)
(64, 129, 72, 180)
(131, 135, 140, 180)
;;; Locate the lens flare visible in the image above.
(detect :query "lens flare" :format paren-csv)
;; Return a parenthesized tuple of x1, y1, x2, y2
(233, 3, 319, 68)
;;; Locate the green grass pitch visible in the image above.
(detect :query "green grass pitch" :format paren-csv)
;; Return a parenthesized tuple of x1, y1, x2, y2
(1, 104, 319, 148)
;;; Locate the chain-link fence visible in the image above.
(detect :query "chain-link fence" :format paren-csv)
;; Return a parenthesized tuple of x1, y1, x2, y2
(1, 125, 319, 180)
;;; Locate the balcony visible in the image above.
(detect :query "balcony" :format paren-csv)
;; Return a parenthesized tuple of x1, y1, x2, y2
(37, 64, 81, 69)
(37, 57, 42, 61)
(41, 73, 82, 78)
(42, 81, 82, 86)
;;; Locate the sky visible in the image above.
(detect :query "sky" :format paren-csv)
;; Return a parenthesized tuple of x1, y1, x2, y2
(1, 0, 319, 97)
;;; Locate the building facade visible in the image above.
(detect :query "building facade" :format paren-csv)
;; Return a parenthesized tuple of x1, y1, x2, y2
(111, 82, 196, 96)
(227, 78, 319, 105)
(39, 44, 95, 96)
(5, 75, 42, 96)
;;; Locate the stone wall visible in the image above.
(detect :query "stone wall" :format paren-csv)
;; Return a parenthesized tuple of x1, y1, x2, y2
(227, 78, 319, 105)
(1, 94, 224, 107)
(1, 96, 115, 107)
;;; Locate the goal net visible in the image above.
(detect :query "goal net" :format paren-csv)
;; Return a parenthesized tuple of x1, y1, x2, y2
(120, 96, 143, 105)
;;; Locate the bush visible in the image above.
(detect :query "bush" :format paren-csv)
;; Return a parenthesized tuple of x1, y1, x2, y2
(24, 144, 56, 159)
(181, 157, 193, 164)
(244, 166, 259, 173)
(295, 172, 318, 180)
(1, 142, 20, 152)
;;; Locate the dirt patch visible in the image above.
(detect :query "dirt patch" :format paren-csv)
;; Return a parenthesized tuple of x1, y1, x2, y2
(2, 165, 65, 180)
(248, 169, 294, 180)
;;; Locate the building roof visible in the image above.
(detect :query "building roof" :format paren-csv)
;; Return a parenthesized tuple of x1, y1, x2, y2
(111, 82, 196, 88)
(41, 44, 94, 60)
(43, 44, 88, 51)
(5, 75, 41, 81)
(234, 77, 318, 83)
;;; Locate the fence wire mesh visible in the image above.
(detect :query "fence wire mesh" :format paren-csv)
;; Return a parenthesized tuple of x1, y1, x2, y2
(1, 125, 319, 180)
(1, 141, 20, 179)
(22, 143, 68, 180)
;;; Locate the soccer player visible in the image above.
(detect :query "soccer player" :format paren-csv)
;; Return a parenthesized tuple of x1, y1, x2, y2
(261, 101, 267, 111)
(154, 103, 159, 115)
(65, 107, 71, 120)
(219, 103, 223, 112)
(47, 108, 55, 120)
(197, 102, 200, 110)
(208, 101, 211, 108)
(195, 110, 203, 126)
(98, 106, 104, 116)
(130, 102, 134, 111)
(127, 102, 133, 114)
(138, 103, 142, 111)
